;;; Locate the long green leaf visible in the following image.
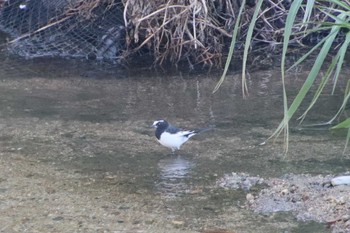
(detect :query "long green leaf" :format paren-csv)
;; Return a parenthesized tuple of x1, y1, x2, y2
(267, 0, 303, 153)
(287, 29, 337, 72)
(297, 32, 350, 122)
(283, 29, 337, 119)
(241, 0, 264, 97)
(322, 0, 350, 10)
(344, 127, 350, 154)
(303, 0, 315, 24)
(331, 118, 350, 129)
(212, 0, 246, 93)
(331, 118, 350, 154)
(327, 80, 350, 125)
(332, 31, 350, 94)
(270, 13, 344, 149)
(297, 57, 337, 123)
(300, 21, 350, 126)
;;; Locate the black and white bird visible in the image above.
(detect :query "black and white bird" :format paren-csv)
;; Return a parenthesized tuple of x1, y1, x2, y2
(151, 119, 211, 152)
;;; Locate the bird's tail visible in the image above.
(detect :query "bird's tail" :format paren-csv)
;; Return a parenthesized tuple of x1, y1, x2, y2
(192, 125, 215, 135)
(184, 125, 215, 138)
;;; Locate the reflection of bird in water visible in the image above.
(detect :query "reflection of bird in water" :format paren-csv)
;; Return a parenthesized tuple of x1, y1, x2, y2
(158, 156, 193, 179)
(157, 156, 194, 198)
(151, 119, 212, 153)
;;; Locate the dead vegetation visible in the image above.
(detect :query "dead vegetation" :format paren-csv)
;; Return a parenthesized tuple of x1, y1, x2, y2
(123, 0, 234, 67)
(121, 0, 333, 68)
(0, 0, 339, 68)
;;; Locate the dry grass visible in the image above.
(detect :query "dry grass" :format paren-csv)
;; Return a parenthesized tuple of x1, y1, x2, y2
(122, 0, 237, 67)
(65, 0, 117, 19)
(1, 0, 339, 67)
(121, 0, 330, 68)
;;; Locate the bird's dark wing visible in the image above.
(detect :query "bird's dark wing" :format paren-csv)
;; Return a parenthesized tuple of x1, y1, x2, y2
(166, 124, 181, 134)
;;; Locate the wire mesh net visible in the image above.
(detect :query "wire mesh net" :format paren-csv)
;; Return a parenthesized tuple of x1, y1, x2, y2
(1, 0, 340, 68)
(0, 0, 125, 61)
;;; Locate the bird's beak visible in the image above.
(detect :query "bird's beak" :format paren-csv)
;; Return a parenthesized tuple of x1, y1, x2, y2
(151, 123, 156, 128)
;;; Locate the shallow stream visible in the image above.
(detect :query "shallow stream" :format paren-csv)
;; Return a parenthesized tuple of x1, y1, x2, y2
(0, 42, 349, 232)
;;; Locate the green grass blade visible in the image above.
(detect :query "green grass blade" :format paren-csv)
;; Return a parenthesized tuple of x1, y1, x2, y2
(290, 11, 350, 123)
(323, 0, 350, 10)
(327, 80, 350, 124)
(289, 20, 341, 117)
(267, 0, 303, 152)
(331, 118, 350, 154)
(319, 9, 350, 26)
(241, 0, 264, 97)
(212, 0, 246, 94)
(303, 0, 315, 24)
(298, 50, 339, 122)
(332, 31, 350, 94)
(283, 29, 337, 119)
(299, 16, 350, 122)
(331, 118, 350, 129)
(269, 7, 347, 155)
(287, 30, 337, 72)
(344, 127, 350, 154)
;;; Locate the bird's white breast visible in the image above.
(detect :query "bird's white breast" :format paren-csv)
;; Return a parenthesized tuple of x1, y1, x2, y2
(158, 131, 192, 150)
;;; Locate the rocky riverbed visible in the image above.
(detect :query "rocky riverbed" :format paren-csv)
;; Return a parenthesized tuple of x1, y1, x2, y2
(218, 172, 350, 232)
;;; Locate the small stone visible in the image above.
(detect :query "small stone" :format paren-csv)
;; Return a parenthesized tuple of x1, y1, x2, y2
(132, 220, 141, 225)
(301, 193, 309, 201)
(345, 219, 350, 227)
(171, 220, 184, 226)
(337, 196, 346, 205)
(52, 216, 64, 221)
(246, 193, 254, 202)
(145, 220, 155, 225)
(280, 189, 289, 195)
(188, 188, 203, 194)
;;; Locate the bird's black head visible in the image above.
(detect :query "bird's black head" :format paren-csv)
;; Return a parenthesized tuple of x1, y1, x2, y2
(152, 119, 169, 130)
(152, 119, 169, 140)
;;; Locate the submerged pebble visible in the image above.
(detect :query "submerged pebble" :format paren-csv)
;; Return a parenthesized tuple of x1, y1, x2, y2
(216, 172, 264, 191)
